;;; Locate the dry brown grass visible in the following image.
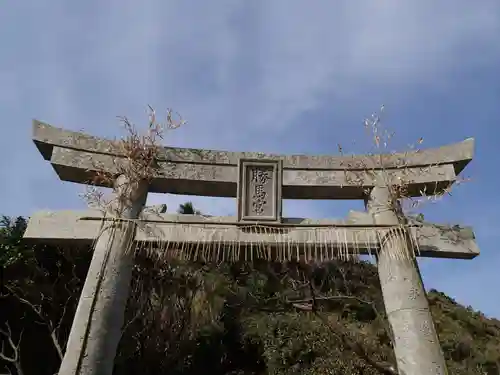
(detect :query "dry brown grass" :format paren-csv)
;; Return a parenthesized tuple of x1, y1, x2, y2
(80, 106, 185, 215)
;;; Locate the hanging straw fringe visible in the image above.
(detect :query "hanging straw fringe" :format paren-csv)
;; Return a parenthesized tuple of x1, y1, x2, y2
(87, 217, 423, 264)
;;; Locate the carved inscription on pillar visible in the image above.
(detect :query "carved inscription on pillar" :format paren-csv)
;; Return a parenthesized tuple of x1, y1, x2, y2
(238, 159, 282, 222)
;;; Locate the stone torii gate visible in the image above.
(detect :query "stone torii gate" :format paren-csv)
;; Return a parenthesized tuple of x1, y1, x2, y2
(25, 120, 479, 375)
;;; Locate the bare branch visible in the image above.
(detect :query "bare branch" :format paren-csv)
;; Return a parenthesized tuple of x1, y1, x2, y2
(3, 286, 63, 360)
(0, 322, 23, 370)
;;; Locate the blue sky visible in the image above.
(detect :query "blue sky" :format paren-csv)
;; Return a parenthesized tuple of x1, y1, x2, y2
(1, 1, 499, 317)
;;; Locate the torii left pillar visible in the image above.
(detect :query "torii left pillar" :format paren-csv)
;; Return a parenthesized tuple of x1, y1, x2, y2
(59, 175, 148, 375)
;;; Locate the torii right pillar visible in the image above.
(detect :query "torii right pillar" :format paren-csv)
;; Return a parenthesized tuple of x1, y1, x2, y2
(367, 185, 448, 375)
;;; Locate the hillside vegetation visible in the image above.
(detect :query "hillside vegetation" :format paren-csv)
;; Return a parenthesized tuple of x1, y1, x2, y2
(1, 215, 499, 375)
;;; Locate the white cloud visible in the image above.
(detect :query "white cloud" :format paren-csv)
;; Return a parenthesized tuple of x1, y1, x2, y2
(1, 0, 499, 216)
(9, 1, 499, 131)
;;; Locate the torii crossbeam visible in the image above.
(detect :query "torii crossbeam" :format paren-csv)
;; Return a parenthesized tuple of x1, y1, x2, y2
(25, 209, 478, 261)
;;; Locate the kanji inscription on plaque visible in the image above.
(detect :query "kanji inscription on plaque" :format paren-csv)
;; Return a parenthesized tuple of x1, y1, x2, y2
(238, 159, 282, 222)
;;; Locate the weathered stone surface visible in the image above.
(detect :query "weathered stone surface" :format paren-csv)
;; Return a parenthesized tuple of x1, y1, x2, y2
(33, 121, 472, 198)
(23, 210, 479, 259)
(238, 159, 282, 222)
(367, 186, 448, 375)
(33, 120, 474, 172)
(30, 120, 479, 374)
(58, 175, 148, 375)
(47, 146, 457, 199)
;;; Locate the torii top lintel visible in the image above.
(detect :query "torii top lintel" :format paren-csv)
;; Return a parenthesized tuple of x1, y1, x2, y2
(32, 120, 474, 200)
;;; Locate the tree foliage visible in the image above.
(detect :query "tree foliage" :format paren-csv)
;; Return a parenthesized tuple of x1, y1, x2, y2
(177, 202, 201, 215)
(1, 210, 499, 375)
